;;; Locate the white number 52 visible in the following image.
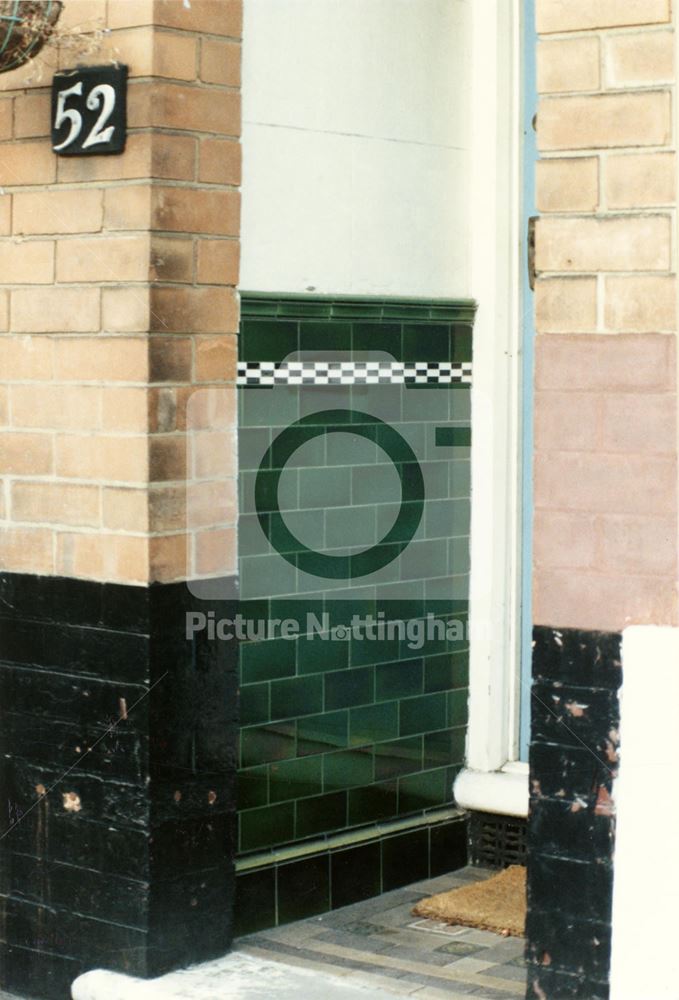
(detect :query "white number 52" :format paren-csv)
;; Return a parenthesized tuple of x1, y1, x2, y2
(53, 81, 116, 152)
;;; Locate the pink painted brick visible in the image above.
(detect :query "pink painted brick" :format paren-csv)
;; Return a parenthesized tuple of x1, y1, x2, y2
(535, 334, 675, 393)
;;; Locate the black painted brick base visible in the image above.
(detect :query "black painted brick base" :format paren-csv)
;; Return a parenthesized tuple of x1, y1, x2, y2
(525, 626, 622, 1000)
(234, 813, 468, 936)
(0, 572, 239, 999)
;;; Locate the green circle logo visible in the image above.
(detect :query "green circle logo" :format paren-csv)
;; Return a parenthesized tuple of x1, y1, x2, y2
(255, 409, 425, 579)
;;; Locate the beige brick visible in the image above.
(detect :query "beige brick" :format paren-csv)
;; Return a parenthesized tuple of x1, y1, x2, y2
(606, 152, 676, 209)
(12, 482, 100, 528)
(186, 479, 236, 529)
(0, 143, 55, 186)
(154, 0, 242, 37)
(536, 158, 598, 213)
(149, 337, 192, 383)
(600, 515, 677, 575)
(184, 386, 236, 431)
(0, 432, 52, 474)
(59, 0, 106, 30)
(57, 236, 150, 283)
(533, 510, 598, 570)
(149, 436, 187, 481)
(107, 0, 154, 29)
(152, 187, 240, 236)
(150, 533, 188, 583)
(102, 388, 148, 432)
(604, 276, 676, 333)
(0, 53, 52, 95)
(535, 277, 597, 333)
(537, 0, 671, 33)
(0, 240, 54, 284)
(104, 185, 152, 231)
(102, 487, 149, 531)
(150, 237, 194, 283)
(602, 393, 676, 453)
(536, 215, 671, 273)
(150, 286, 238, 334)
(198, 138, 241, 185)
(535, 334, 675, 393)
(14, 91, 50, 139)
(605, 31, 673, 87)
(200, 38, 241, 87)
(154, 30, 197, 80)
(13, 190, 103, 236)
(192, 430, 237, 478)
(0, 336, 52, 380)
(127, 80, 238, 134)
(0, 386, 7, 426)
(149, 485, 187, 532)
(196, 239, 239, 286)
(0, 196, 10, 236)
(56, 434, 148, 482)
(533, 568, 676, 631)
(11, 385, 100, 430)
(535, 391, 602, 451)
(0, 526, 52, 575)
(12, 287, 100, 334)
(535, 451, 675, 515)
(102, 287, 151, 333)
(151, 133, 196, 181)
(537, 38, 600, 94)
(55, 338, 148, 383)
(0, 99, 12, 140)
(194, 335, 237, 382)
(538, 92, 671, 151)
(194, 527, 236, 576)
(0, 290, 7, 332)
(148, 387, 179, 433)
(56, 532, 149, 584)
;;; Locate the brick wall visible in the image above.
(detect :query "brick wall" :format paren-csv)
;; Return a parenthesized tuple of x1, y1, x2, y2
(528, 3, 677, 997)
(533, 0, 678, 633)
(0, 0, 240, 586)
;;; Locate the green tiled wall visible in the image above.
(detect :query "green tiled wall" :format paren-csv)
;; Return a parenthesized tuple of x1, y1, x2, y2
(237, 295, 474, 858)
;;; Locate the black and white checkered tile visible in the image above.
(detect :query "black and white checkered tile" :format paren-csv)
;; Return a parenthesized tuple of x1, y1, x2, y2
(237, 361, 473, 386)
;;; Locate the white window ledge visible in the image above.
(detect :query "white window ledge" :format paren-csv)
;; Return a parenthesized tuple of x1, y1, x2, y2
(453, 762, 529, 818)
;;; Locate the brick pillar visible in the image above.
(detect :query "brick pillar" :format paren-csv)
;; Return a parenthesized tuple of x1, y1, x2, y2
(0, 2, 241, 996)
(528, 2, 677, 998)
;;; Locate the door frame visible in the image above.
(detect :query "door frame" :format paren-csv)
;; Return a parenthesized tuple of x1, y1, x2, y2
(454, 0, 530, 816)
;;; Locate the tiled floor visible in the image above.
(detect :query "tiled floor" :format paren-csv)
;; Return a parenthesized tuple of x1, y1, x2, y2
(238, 866, 527, 999)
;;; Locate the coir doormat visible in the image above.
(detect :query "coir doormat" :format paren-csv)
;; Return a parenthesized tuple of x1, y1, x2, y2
(413, 865, 526, 937)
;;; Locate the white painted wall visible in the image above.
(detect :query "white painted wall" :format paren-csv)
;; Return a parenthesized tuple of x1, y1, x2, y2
(610, 626, 679, 1000)
(240, 0, 471, 297)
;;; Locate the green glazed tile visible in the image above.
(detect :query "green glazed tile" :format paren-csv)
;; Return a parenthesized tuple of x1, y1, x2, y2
(299, 321, 352, 352)
(375, 658, 423, 701)
(239, 427, 272, 470)
(239, 801, 295, 852)
(323, 748, 374, 791)
(240, 682, 270, 726)
(423, 727, 466, 770)
(270, 508, 325, 555)
(416, 460, 450, 499)
(295, 791, 347, 839)
(349, 701, 399, 746)
(447, 688, 469, 728)
(352, 463, 401, 507)
(241, 385, 300, 429)
(449, 535, 471, 575)
(237, 765, 269, 811)
(326, 431, 379, 468)
(297, 710, 349, 756)
(240, 636, 296, 684)
(242, 320, 298, 362)
(239, 513, 270, 557)
(350, 633, 400, 667)
(374, 735, 423, 781)
(376, 501, 425, 545)
(241, 722, 296, 768)
(435, 426, 471, 448)
(402, 388, 449, 423)
(399, 693, 448, 737)
(297, 632, 349, 675)
(347, 780, 398, 825)
(352, 323, 401, 355)
(452, 327, 473, 362)
(299, 467, 352, 509)
(325, 505, 377, 550)
(270, 675, 323, 721)
(324, 666, 373, 710)
(269, 756, 323, 803)
(240, 553, 297, 599)
(270, 427, 325, 470)
(425, 499, 470, 540)
(400, 540, 448, 580)
(398, 766, 448, 813)
(403, 324, 451, 362)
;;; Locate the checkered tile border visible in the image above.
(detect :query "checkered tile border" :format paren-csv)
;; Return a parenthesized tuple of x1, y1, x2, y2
(237, 361, 473, 386)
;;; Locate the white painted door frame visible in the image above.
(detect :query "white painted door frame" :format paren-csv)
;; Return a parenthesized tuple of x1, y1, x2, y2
(454, 0, 529, 817)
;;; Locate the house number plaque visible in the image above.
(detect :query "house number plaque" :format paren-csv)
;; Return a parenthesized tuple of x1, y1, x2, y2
(51, 65, 128, 156)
